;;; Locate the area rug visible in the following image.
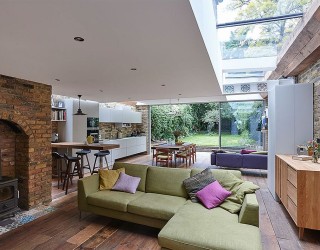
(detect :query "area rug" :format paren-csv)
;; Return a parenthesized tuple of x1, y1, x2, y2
(0, 205, 56, 235)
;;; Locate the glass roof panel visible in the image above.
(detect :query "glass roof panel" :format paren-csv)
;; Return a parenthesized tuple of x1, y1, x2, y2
(216, 0, 313, 25)
(218, 18, 300, 59)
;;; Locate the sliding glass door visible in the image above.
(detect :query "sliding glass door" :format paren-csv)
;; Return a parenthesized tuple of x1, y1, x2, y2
(220, 101, 263, 150)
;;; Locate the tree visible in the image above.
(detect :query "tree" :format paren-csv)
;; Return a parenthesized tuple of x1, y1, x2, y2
(223, 0, 312, 58)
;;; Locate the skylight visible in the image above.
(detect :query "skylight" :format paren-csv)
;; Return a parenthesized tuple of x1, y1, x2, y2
(215, 0, 313, 60)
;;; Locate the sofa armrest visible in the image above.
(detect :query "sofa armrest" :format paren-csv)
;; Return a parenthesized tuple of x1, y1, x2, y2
(239, 193, 259, 227)
(78, 174, 99, 211)
(211, 153, 217, 165)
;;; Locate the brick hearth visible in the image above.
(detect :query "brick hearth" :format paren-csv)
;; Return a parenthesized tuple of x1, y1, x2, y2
(0, 75, 52, 209)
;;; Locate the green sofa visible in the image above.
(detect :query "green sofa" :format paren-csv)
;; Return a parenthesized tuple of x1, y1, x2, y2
(78, 162, 262, 250)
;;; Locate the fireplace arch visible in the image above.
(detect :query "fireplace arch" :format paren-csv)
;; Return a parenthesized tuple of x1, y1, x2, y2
(0, 77, 52, 209)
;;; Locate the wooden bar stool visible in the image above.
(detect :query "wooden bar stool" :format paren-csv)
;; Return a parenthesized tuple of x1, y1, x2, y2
(63, 153, 83, 195)
(52, 152, 65, 189)
(76, 149, 92, 174)
(91, 150, 110, 174)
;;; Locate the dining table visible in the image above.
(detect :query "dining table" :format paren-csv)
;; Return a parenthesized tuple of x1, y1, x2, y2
(151, 142, 192, 151)
(51, 142, 120, 170)
(151, 142, 193, 166)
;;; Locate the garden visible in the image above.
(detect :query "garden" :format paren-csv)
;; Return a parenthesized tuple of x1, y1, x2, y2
(151, 101, 264, 150)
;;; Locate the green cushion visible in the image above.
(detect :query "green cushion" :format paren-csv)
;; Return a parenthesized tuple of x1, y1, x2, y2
(87, 190, 144, 212)
(191, 168, 242, 180)
(128, 193, 186, 220)
(159, 216, 262, 250)
(146, 166, 191, 198)
(250, 151, 268, 155)
(113, 162, 148, 192)
(218, 172, 260, 213)
(178, 200, 239, 223)
(158, 201, 262, 250)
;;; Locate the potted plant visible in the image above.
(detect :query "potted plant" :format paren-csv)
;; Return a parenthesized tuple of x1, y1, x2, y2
(307, 140, 320, 163)
(173, 130, 182, 144)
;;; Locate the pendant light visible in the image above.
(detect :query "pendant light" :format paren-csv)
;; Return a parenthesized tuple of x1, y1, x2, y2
(74, 95, 86, 115)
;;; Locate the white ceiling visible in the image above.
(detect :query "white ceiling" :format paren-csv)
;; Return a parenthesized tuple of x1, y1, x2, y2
(0, 0, 222, 103)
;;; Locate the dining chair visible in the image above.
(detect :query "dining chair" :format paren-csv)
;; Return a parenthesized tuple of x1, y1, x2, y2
(155, 148, 173, 167)
(191, 144, 197, 164)
(175, 145, 192, 167)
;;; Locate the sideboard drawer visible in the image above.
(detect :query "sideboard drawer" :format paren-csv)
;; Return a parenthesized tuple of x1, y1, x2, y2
(287, 180, 297, 206)
(287, 166, 297, 187)
(287, 197, 297, 224)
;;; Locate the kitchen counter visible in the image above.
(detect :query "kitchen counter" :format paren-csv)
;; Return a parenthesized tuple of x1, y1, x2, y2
(51, 142, 120, 150)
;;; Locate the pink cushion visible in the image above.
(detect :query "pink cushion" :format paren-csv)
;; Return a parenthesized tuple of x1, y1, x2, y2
(196, 181, 231, 209)
(112, 172, 141, 194)
(240, 149, 256, 154)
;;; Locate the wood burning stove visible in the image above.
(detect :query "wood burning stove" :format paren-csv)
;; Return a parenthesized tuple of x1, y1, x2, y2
(0, 177, 18, 218)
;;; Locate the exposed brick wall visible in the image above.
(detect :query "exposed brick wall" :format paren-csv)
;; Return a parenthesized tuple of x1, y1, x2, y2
(0, 75, 52, 209)
(298, 59, 320, 139)
(136, 105, 150, 154)
(52, 121, 58, 134)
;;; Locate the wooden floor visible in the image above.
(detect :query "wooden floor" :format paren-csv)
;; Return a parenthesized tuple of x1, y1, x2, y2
(1, 152, 320, 250)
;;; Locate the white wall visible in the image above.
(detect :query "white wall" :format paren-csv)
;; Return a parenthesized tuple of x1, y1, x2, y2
(189, 0, 223, 85)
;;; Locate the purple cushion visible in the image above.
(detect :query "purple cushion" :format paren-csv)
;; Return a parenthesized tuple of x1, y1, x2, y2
(112, 172, 141, 194)
(196, 181, 231, 209)
(240, 149, 256, 154)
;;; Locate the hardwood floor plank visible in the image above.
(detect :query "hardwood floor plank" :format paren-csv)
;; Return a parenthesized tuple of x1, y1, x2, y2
(10, 234, 52, 250)
(67, 222, 106, 246)
(78, 220, 122, 249)
(261, 235, 280, 250)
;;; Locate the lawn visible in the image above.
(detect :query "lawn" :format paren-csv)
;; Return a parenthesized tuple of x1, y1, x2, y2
(182, 133, 249, 147)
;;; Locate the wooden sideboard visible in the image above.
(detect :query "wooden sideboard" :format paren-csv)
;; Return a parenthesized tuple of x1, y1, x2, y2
(275, 155, 320, 239)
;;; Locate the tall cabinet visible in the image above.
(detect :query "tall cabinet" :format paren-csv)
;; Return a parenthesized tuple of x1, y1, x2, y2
(268, 83, 313, 198)
(58, 99, 87, 143)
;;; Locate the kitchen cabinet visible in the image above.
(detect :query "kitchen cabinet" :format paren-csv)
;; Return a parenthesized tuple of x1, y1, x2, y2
(275, 155, 320, 240)
(268, 83, 313, 198)
(99, 107, 142, 123)
(100, 136, 146, 165)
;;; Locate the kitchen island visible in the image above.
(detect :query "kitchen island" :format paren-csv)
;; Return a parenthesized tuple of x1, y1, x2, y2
(52, 136, 147, 167)
(51, 142, 120, 151)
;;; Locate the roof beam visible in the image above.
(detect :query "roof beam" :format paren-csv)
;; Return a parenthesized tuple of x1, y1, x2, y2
(268, 0, 320, 79)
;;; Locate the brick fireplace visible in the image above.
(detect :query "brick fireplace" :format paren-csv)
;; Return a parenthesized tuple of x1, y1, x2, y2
(0, 75, 52, 209)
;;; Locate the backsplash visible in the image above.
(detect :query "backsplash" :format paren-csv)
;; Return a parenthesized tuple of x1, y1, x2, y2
(99, 123, 145, 139)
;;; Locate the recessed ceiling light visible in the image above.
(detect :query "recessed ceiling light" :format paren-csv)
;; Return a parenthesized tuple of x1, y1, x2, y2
(161, 84, 166, 87)
(130, 68, 137, 71)
(55, 79, 60, 82)
(74, 37, 84, 42)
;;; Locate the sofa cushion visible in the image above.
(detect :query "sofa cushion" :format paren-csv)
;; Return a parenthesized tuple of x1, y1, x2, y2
(183, 168, 215, 202)
(158, 201, 262, 250)
(218, 172, 260, 213)
(191, 168, 242, 180)
(113, 162, 148, 192)
(240, 149, 256, 154)
(146, 166, 191, 198)
(216, 153, 243, 168)
(87, 190, 144, 212)
(128, 193, 186, 220)
(196, 181, 231, 209)
(112, 172, 141, 194)
(99, 168, 125, 190)
(243, 154, 268, 170)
